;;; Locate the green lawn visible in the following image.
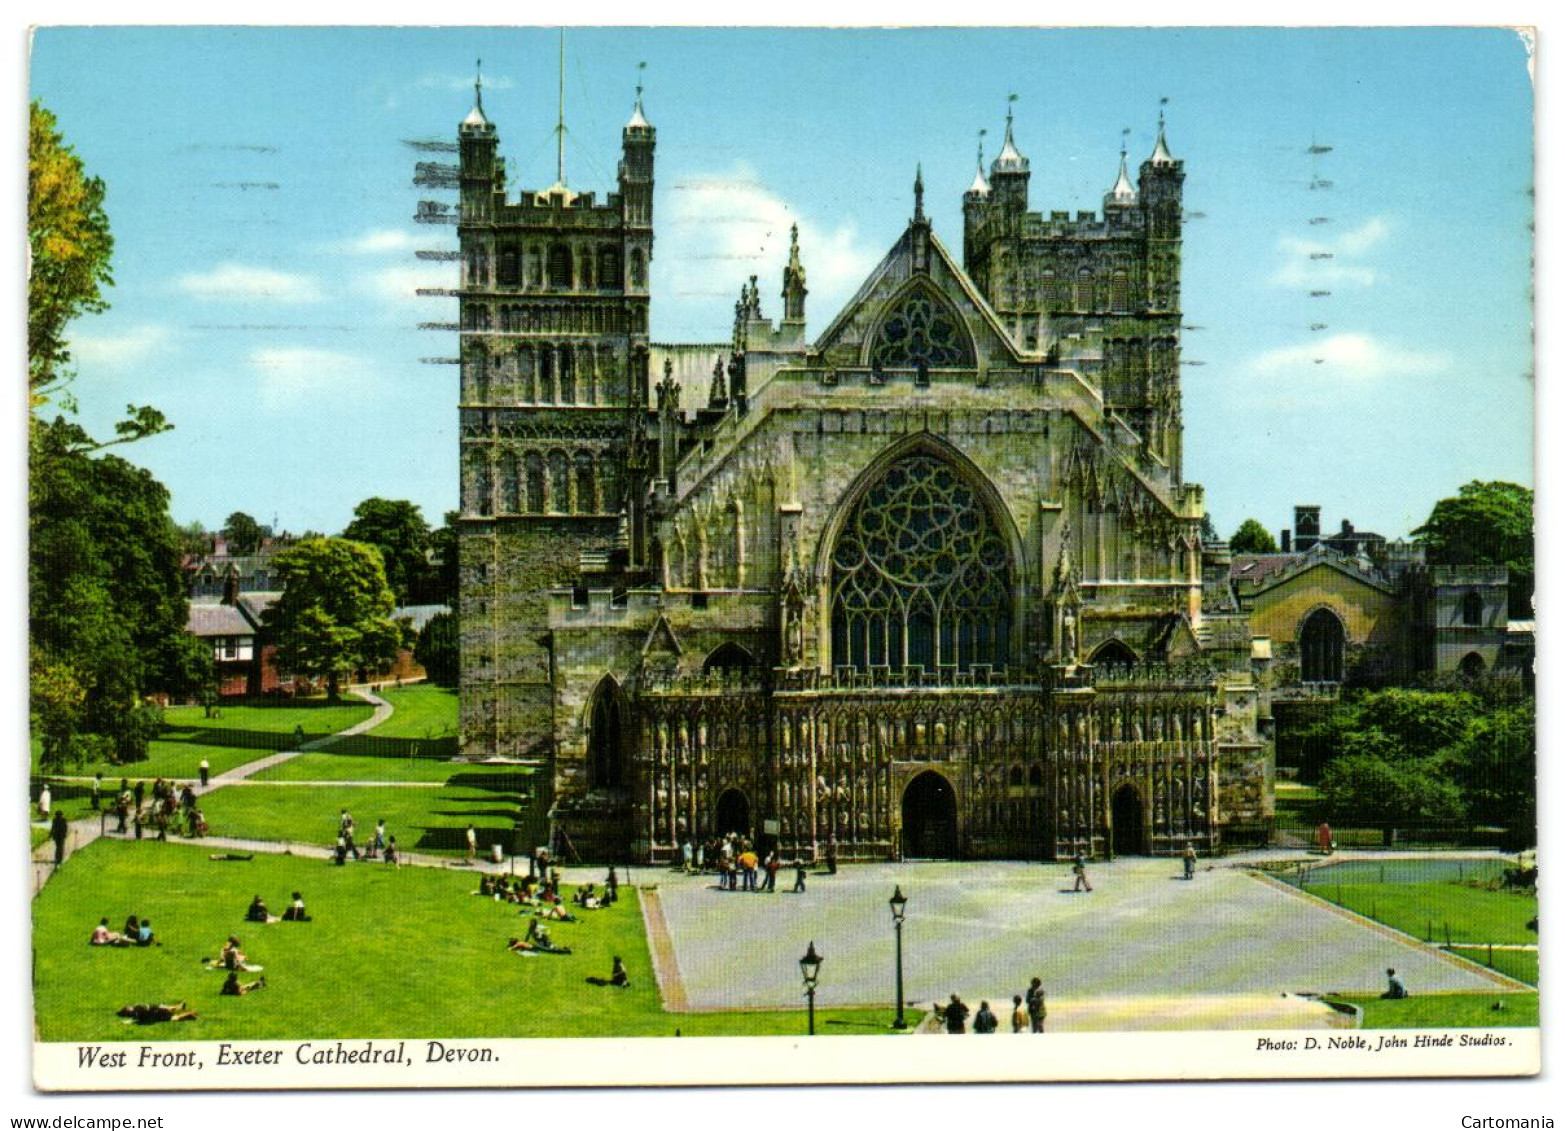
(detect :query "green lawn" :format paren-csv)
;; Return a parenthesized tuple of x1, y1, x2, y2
(252, 753, 474, 783)
(195, 777, 535, 855)
(1326, 992, 1538, 1030)
(1447, 946, 1538, 986)
(33, 840, 913, 1041)
(32, 697, 375, 785)
(255, 685, 461, 780)
(1303, 880, 1538, 947)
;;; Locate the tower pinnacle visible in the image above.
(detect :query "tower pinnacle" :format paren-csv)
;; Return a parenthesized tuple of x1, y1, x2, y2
(967, 128, 991, 196)
(627, 60, 651, 129)
(462, 57, 490, 129)
(993, 93, 1028, 172)
(1150, 99, 1176, 166)
(914, 164, 925, 223)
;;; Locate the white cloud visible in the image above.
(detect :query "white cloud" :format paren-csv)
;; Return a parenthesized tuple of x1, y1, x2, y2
(333, 229, 420, 256)
(177, 263, 325, 304)
(248, 346, 369, 410)
(355, 263, 457, 310)
(1270, 217, 1391, 289)
(68, 323, 175, 371)
(658, 165, 879, 336)
(417, 72, 515, 92)
(1248, 332, 1451, 381)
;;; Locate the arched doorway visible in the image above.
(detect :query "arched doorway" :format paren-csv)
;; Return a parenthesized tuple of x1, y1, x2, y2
(1300, 608, 1345, 684)
(587, 678, 624, 790)
(715, 788, 750, 838)
(901, 771, 958, 858)
(1111, 784, 1145, 856)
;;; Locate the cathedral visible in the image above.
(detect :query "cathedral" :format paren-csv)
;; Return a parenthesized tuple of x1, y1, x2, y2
(452, 74, 1268, 863)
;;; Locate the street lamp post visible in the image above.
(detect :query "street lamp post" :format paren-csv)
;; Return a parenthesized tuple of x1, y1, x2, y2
(799, 941, 823, 1036)
(889, 885, 908, 1030)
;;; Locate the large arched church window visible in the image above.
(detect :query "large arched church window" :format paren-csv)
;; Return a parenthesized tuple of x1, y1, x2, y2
(587, 678, 625, 790)
(830, 453, 1011, 673)
(1300, 607, 1345, 684)
(869, 287, 975, 370)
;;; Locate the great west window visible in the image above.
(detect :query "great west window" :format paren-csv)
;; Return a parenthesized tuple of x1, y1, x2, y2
(830, 453, 1011, 672)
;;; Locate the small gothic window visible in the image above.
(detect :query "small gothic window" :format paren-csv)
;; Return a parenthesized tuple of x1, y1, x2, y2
(528, 248, 543, 287)
(498, 248, 520, 287)
(1111, 269, 1131, 313)
(524, 452, 545, 512)
(1461, 591, 1484, 627)
(868, 287, 975, 370)
(548, 451, 569, 513)
(539, 346, 554, 399)
(574, 451, 596, 514)
(560, 346, 576, 404)
(580, 252, 594, 290)
(629, 249, 646, 290)
(1074, 268, 1094, 311)
(548, 243, 572, 289)
(599, 247, 620, 287)
(499, 452, 519, 513)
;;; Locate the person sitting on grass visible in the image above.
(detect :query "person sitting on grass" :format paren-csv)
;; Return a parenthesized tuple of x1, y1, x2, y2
(508, 922, 572, 955)
(118, 1002, 198, 1025)
(477, 875, 497, 898)
(281, 892, 311, 922)
(123, 914, 140, 940)
(221, 971, 266, 996)
(90, 918, 131, 947)
(586, 956, 630, 988)
(534, 897, 578, 922)
(246, 895, 273, 924)
(1382, 968, 1409, 1000)
(218, 936, 250, 970)
(135, 920, 159, 948)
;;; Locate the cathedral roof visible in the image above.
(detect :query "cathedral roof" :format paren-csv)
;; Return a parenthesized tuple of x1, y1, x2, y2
(1105, 151, 1137, 206)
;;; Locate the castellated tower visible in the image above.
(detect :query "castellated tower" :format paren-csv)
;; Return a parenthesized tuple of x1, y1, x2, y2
(962, 108, 1186, 479)
(455, 73, 656, 808)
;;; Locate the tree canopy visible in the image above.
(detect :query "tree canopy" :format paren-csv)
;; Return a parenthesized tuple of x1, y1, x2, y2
(28, 100, 114, 402)
(1228, 518, 1279, 555)
(414, 611, 459, 687)
(342, 498, 433, 606)
(221, 511, 266, 555)
(1413, 481, 1534, 617)
(264, 538, 401, 699)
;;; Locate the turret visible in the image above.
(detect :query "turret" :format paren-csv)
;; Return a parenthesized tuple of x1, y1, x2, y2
(458, 63, 498, 224)
(781, 224, 807, 326)
(1104, 143, 1138, 213)
(656, 358, 680, 495)
(989, 99, 1030, 215)
(1138, 108, 1184, 240)
(619, 81, 656, 299)
(962, 130, 991, 264)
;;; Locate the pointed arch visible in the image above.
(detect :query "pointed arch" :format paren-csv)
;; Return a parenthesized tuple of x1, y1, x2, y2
(584, 675, 627, 790)
(1091, 639, 1139, 669)
(702, 642, 756, 676)
(861, 278, 977, 370)
(1299, 606, 1345, 684)
(816, 433, 1024, 674)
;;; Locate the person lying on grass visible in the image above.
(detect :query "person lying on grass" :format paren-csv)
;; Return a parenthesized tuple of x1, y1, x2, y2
(205, 936, 262, 972)
(281, 892, 311, 922)
(118, 1001, 198, 1024)
(532, 897, 578, 922)
(507, 923, 571, 955)
(246, 895, 278, 924)
(221, 971, 266, 996)
(586, 957, 630, 988)
(90, 918, 132, 947)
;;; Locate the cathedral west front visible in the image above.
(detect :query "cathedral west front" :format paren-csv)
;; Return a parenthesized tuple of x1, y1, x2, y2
(452, 73, 1269, 864)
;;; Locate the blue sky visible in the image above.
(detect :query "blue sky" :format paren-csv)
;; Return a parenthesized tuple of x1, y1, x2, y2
(28, 26, 1534, 541)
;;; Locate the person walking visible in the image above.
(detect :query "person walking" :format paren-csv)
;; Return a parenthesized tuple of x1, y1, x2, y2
(90, 773, 102, 812)
(133, 779, 145, 815)
(792, 859, 808, 893)
(1072, 852, 1092, 893)
(37, 783, 52, 819)
(1026, 978, 1047, 1033)
(973, 1001, 998, 1034)
(1183, 841, 1197, 880)
(50, 810, 69, 866)
(199, 758, 210, 788)
(944, 994, 970, 1035)
(1011, 995, 1029, 1033)
(466, 824, 478, 864)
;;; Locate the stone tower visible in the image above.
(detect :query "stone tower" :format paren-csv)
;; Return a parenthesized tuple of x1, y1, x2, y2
(455, 69, 657, 801)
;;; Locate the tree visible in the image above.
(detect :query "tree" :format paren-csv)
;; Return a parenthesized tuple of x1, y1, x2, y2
(222, 511, 265, 555)
(29, 418, 211, 767)
(1413, 481, 1534, 618)
(264, 538, 401, 699)
(1228, 518, 1279, 555)
(414, 611, 459, 686)
(29, 100, 113, 402)
(1440, 705, 1535, 843)
(427, 509, 461, 611)
(1320, 740, 1465, 845)
(342, 498, 432, 606)
(1199, 513, 1219, 544)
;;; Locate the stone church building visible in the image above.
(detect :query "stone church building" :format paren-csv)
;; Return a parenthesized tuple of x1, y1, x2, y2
(452, 78, 1267, 863)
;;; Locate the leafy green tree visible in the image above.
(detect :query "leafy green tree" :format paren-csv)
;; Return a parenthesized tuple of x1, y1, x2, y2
(28, 100, 113, 402)
(222, 511, 265, 555)
(1414, 481, 1534, 618)
(1352, 688, 1477, 757)
(342, 498, 433, 606)
(264, 538, 401, 699)
(427, 509, 461, 611)
(1228, 518, 1279, 555)
(1198, 513, 1219, 544)
(1320, 743, 1465, 845)
(414, 611, 460, 686)
(1440, 705, 1535, 841)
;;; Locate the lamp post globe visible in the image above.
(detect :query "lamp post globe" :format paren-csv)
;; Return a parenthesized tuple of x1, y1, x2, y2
(799, 941, 823, 1036)
(890, 886, 908, 1030)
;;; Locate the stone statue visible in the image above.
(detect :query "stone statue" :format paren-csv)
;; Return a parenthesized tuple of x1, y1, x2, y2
(1062, 608, 1078, 662)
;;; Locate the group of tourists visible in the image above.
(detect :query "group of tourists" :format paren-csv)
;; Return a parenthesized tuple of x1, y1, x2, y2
(95, 776, 208, 842)
(89, 915, 158, 948)
(333, 810, 397, 866)
(680, 833, 812, 894)
(245, 892, 311, 923)
(938, 977, 1050, 1035)
(472, 862, 630, 987)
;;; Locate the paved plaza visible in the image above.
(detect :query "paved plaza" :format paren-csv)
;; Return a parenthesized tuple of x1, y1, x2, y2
(647, 857, 1518, 1028)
